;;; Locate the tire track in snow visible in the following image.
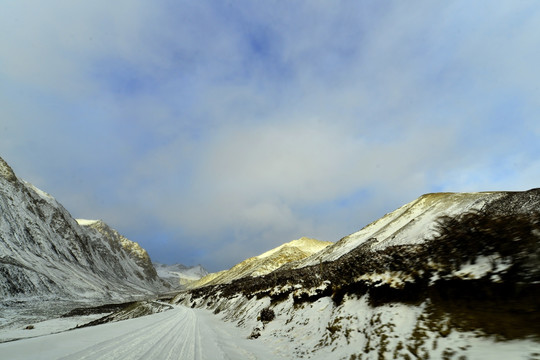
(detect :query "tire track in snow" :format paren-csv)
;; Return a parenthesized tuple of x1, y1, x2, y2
(59, 307, 190, 360)
(51, 306, 279, 360)
(132, 310, 193, 360)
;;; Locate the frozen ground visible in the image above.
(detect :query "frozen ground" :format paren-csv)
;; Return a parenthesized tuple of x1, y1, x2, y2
(0, 299, 103, 334)
(0, 313, 108, 343)
(0, 305, 286, 360)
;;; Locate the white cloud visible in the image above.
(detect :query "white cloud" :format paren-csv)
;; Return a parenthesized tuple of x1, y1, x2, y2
(2, 1, 540, 270)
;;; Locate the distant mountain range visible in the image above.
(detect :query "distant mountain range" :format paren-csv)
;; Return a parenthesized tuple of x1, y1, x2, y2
(153, 262, 208, 289)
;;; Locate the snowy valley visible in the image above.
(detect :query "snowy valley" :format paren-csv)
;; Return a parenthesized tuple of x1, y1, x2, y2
(1, 155, 539, 359)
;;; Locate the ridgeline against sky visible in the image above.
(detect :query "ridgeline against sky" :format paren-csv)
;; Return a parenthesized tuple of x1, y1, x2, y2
(1, 1, 539, 271)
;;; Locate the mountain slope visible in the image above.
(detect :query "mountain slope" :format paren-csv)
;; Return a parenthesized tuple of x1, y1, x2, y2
(77, 219, 162, 285)
(290, 190, 540, 268)
(190, 237, 332, 288)
(177, 189, 540, 359)
(0, 156, 166, 301)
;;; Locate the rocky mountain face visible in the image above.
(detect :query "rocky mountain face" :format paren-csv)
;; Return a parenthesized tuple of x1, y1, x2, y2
(77, 219, 163, 286)
(0, 156, 167, 302)
(189, 237, 332, 288)
(175, 189, 540, 359)
(153, 263, 209, 289)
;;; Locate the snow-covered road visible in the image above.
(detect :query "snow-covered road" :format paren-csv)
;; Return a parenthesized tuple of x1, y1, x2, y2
(0, 306, 284, 360)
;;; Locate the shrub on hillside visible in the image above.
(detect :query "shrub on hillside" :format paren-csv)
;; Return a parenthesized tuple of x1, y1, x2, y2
(425, 210, 540, 281)
(260, 307, 275, 323)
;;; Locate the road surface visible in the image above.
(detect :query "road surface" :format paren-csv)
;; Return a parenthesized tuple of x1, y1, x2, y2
(0, 305, 283, 360)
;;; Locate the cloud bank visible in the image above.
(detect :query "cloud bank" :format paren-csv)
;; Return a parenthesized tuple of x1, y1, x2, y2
(1, 1, 540, 270)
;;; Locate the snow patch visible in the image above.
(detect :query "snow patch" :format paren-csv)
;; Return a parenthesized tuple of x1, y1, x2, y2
(355, 271, 416, 288)
(453, 256, 512, 280)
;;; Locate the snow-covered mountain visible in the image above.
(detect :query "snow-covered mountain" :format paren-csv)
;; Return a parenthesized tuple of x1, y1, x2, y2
(153, 263, 208, 289)
(190, 237, 332, 288)
(0, 156, 167, 302)
(287, 191, 506, 268)
(176, 189, 540, 359)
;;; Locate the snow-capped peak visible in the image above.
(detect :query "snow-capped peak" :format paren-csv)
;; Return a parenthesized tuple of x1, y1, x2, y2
(256, 237, 332, 260)
(78, 219, 151, 262)
(189, 237, 332, 288)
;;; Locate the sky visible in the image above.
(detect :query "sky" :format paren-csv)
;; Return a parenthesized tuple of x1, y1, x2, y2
(1, 1, 540, 272)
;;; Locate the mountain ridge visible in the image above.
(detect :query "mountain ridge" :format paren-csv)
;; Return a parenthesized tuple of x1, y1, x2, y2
(0, 156, 167, 301)
(287, 190, 537, 269)
(189, 237, 332, 288)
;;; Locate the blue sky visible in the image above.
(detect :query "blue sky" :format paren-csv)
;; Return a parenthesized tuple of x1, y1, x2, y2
(1, 1, 540, 271)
